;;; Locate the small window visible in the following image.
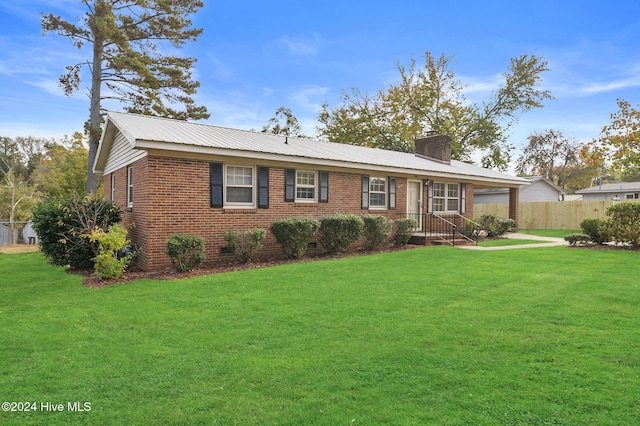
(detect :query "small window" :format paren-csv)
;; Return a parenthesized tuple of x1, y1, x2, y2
(127, 166, 133, 208)
(369, 177, 387, 209)
(296, 171, 317, 202)
(225, 165, 254, 206)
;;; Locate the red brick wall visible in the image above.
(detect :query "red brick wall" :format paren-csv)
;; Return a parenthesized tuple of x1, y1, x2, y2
(104, 155, 474, 271)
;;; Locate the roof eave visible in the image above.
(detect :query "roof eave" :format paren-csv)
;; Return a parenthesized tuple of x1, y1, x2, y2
(135, 140, 527, 186)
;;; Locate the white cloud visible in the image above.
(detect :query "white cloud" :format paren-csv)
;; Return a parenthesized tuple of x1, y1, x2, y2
(276, 32, 321, 56)
(291, 85, 329, 111)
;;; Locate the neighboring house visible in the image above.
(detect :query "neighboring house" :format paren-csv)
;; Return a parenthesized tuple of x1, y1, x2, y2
(94, 112, 528, 271)
(474, 176, 565, 204)
(575, 182, 640, 201)
(22, 220, 39, 244)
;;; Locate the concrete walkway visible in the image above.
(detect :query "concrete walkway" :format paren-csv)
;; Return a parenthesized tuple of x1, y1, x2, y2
(459, 232, 568, 251)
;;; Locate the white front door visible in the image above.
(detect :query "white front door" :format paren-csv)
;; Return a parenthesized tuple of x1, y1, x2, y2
(407, 180, 423, 230)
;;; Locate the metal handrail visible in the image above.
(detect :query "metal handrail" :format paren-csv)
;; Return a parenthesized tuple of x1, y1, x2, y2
(430, 214, 457, 246)
(453, 214, 481, 246)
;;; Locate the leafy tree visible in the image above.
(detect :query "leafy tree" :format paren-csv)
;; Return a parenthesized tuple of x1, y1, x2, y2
(0, 136, 53, 182)
(0, 137, 45, 228)
(32, 132, 88, 198)
(0, 171, 43, 223)
(553, 163, 599, 193)
(515, 129, 589, 189)
(0, 137, 22, 178)
(317, 51, 552, 170)
(14, 136, 52, 180)
(586, 98, 640, 173)
(262, 106, 306, 137)
(42, 0, 209, 194)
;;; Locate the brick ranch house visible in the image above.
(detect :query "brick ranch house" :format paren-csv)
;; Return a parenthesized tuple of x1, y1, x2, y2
(93, 112, 527, 271)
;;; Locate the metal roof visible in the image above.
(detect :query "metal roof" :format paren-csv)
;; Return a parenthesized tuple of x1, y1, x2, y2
(576, 182, 640, 193)
(95, 111, 529, 186)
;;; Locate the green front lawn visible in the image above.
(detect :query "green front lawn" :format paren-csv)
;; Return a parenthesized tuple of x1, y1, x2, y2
(1, 248, 639, 425)
(478, 238, 549, 247)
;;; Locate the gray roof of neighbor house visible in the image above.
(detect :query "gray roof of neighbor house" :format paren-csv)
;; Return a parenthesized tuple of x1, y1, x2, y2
(94, 111, 528, 186)
(576, 182, 640, 194)
(474, 176, 565, 196)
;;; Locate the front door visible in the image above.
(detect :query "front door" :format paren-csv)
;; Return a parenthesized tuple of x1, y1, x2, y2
(407, 180, 423, 230)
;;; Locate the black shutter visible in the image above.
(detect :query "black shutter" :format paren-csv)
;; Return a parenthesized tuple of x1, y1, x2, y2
(319, 171, 329, 203)
(210, 162, 223, 208)
(258, 167, 269, 209)
(361, 175, 370, 209)
(285, 169, 295, 202)
(388, 177, 396, 210)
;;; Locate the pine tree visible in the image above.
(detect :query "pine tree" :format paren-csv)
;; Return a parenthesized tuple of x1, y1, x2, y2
(42, 0, 209, 194)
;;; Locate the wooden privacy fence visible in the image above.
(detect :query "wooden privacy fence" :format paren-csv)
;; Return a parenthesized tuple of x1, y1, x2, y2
(473, 200, 615, 230)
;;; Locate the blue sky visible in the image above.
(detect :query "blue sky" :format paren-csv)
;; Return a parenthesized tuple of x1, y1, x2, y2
(1, 0, 639, 169)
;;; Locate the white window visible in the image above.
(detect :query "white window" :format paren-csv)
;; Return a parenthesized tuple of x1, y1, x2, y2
(433, 182, 459, 213)
(369, 177, 387, 209)
(296, 171, 317, 202)
(625, 193, 639, 199)
(127, 166, 133, 208)
(225, 165, 254, 206)
(111, 173, 116, 202)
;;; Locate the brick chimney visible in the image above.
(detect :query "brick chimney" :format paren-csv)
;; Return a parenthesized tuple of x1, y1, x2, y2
(414, 132, 451, 164)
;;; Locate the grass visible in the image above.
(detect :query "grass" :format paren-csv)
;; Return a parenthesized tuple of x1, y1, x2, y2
(1, 248, 639, 425)
(478, 238, 549, 247)
(0, 245, 40, 255)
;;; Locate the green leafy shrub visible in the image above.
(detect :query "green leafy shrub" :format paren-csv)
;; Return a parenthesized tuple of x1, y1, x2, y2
(475, 214, 515, 237)
(362, 215, 392, 251)
(165, 234, 206, 272)
(31, 194, 121, 268)
(564, 233, 590, 246)
(318, 214, 364, 254)
(393, 218, 418, 246)
(580, 218, 609, 244)
(605, 201, 640, 248)
(88, 223, 135, 280)
(223, 229, 266, 263)
(270, 217, 320, 259)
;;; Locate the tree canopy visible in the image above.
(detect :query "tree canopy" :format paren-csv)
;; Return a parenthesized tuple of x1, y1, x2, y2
(585, 98, 640, 173)
(42, 0, 209, 194)
(262, 107, 306, 137)
(515, 129, 595, 190)
(317, 52, 553, 170)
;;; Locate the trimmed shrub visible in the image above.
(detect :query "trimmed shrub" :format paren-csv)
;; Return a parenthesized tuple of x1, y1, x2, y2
(605, 201, 640, 248)
(165, 234, 206, 272)
(223, 229, 266, 264)
(318, 214, 364, 254)
(270, 217, 320, 259)
(475, 214, 515, 238)
(564, 233, 590, 246)
(362, 215, 392, 251)
(88, 223, 135, 280)
(580, 218, 608, 244)
(31, 194, 121, 268)
(393, 218, 418, 246)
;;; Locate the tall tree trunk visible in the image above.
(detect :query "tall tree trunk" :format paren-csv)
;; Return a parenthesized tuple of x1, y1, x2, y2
(86, 37, 103, 195)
